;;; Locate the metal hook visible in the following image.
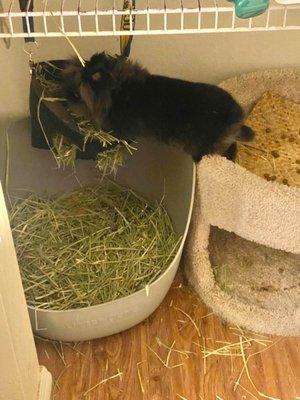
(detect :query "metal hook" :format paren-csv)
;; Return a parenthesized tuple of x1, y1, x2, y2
(23, 40, 38, 75)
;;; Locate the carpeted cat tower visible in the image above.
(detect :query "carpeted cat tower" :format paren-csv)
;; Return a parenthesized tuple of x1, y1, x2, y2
(185, 68, 300, 336)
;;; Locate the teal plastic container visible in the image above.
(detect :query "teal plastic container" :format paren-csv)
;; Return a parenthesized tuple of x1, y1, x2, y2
(229, 0, 269, 18)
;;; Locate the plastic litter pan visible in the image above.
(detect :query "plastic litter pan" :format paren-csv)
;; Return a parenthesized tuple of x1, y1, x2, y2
(5, 118, 195, 341)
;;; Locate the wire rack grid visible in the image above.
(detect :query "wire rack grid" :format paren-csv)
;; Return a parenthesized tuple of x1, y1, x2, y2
(0, 0, 299, 38)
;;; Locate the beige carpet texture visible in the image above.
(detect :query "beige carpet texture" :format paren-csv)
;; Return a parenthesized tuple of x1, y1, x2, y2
(185, 68, 300, 336)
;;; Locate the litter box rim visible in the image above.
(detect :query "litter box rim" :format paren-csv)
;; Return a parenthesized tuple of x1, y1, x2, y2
(27, 163, 196, 315)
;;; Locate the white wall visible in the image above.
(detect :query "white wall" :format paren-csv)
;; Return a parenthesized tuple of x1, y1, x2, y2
(0, 30, 299, 119)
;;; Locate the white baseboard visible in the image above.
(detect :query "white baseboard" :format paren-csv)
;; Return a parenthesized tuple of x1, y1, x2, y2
(38, 366, 52, 400)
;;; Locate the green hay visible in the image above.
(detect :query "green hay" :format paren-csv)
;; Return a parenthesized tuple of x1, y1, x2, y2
(52, 135, 77, 169)
(35, 63, 62, 96)
(70, 110, 135, 153)
(95, 146, 127, 177)
(9, 184, 181, 310)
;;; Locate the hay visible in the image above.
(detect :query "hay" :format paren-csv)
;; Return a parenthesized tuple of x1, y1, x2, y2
(176, 395, 188, 400)
(156, 337, 196, 359)
(35, 63, 62, 95)
(9, 184, 180, 310)
(53, 364, 71, 393)
(95, 146, 126, 177)
(136, 362, 145, 394)
(147, 337, 192, 370)
(35, 63, 135, 177)
(83, 371, 123, 397)
(70, 110, 135, 152)
(37, 90, 61, 168)
(238, 337, 280, 400)
(146, 344, 183, 369)
(194, 326, 273, 361)
(237, 92, 300, 187)
(202, 339, 252, 359)
(52, 135, 77, 169)
(174, 307, 202, 339)
(235, 383, 259, 400)
(50, 341, 67, 366)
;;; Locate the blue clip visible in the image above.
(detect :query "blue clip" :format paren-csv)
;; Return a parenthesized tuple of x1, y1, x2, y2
(228, 0, 270, 18)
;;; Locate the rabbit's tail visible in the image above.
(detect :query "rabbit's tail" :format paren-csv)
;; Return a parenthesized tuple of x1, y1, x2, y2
(213, 123, 255, 156)
(235, 125, 255, 142)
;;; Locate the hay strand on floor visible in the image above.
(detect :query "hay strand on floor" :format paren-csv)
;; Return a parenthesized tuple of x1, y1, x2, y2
(238, 336, 280, 400)
(137, 362, 145, 394)
(174, 307, 202, 339)
(146, 344, 183, 369)
(176, 394, 188, 400)
(83, 371, 123, 397)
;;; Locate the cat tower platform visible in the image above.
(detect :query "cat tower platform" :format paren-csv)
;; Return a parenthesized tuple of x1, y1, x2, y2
(185, 68, 300, 336)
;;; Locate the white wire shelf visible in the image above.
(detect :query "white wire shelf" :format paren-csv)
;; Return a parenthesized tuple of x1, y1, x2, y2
(0, 0, 299, 38)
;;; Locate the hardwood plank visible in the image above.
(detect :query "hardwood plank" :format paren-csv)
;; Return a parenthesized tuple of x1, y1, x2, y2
(35, 271, 300, 400)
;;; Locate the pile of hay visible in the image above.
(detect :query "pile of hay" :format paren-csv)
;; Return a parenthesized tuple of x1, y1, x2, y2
(237, 91, 300, 187)
(10, 184, 180, 310)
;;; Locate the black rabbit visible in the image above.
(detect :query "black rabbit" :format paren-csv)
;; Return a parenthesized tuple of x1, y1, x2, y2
(61, 52, 254, 162)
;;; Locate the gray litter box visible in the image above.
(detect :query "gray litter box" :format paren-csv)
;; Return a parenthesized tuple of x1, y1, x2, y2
(1, 118, 195, 342)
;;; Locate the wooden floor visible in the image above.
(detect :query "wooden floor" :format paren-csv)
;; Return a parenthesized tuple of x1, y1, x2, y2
(36, 271, 300, 400)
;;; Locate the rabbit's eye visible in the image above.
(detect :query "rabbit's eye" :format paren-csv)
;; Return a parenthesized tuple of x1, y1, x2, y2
(71, 90, 80, 99)
(69, 92, 80, 102)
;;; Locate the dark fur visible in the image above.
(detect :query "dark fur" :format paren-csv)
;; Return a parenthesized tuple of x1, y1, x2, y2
(61, 53, 254, 162)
